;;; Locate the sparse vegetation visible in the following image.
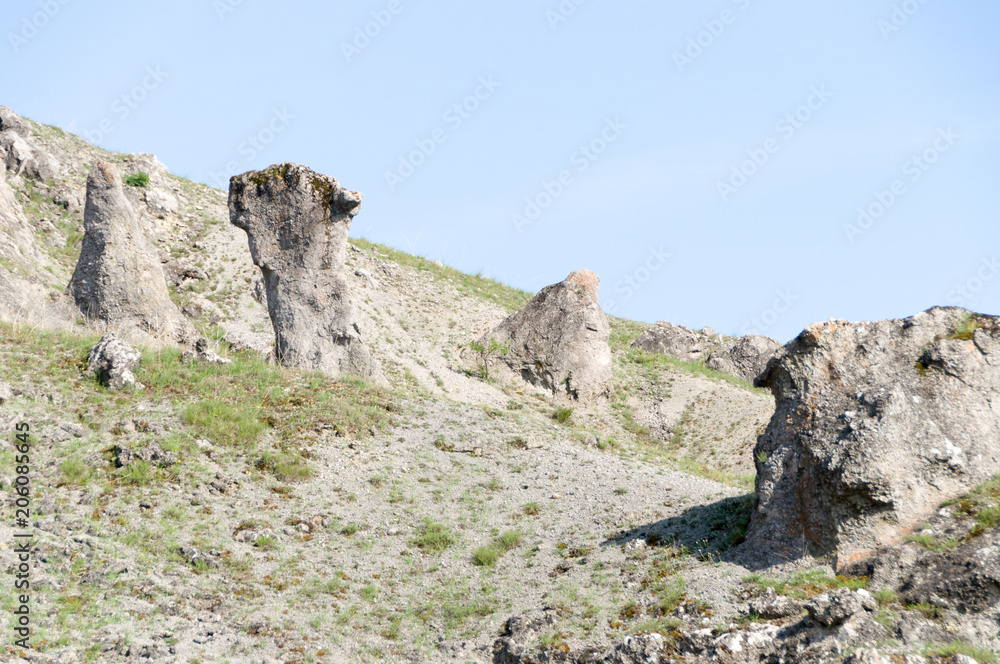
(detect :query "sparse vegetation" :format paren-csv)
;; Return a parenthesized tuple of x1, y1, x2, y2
(743, 569, 868, 600)
(125, 172, 150, 187)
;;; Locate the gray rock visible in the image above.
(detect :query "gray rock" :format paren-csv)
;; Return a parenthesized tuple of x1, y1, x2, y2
(706, 334, 782, 383)
(0, 126, 60, 181)
(180, 337, 232, 365)
(804, 588, 876, 627)
(229, 163, 375, 378)
(0, 381, 11, 405)
(0, 106, 31, 136)
(143, 187, 180, 218)
(86, 334, 141, 390)
(477, 269, 612, 404)
(744, 308, 1000, 568)
(843, 650, 894, 664)
(632, 320, 717, 362)
(0, 160, 40, 266)
(748, 586, 802, 619)
(250, 277, 267, 305)
(160, 254, 208, 287)
(354, 268, 380, 290)
(68, 161, 195, 345)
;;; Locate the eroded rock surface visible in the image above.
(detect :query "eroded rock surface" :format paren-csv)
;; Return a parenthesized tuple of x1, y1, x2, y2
(68, 161, 195, 344)
(476, 269, 612, 404)
(229, 163, 375, 378)
(86, 334, 142, 390)
(632, 320, 722, 363)
(707, 334, 782, 384)
(743, 307, 1000, 568)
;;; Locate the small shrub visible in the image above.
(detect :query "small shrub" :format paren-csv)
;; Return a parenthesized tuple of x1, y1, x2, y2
(125, 172, 150, 187)
(495, 530, 522, 552)
(369, 475, 387, 488)
(472, 545, 499, 567)
(614, 487, 628, 495)
(412, 520, 455, 553)
(523, 502, 541, 516)
(119, 460, 155, 486)
(872, 587, 898, 606)
(552, 407, 573, 424)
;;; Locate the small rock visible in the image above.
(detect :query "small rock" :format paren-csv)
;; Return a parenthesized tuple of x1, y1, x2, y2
(86, 334, 142, 390)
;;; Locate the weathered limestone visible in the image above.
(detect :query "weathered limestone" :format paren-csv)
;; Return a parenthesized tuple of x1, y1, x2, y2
(743, 307, 1000, 568)
(476, 269, 612, 404)
(67, 161, 195, 344)
(228, 163, 375, 378)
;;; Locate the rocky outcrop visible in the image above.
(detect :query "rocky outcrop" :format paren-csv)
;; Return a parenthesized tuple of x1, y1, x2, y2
(0, 161, 40, 267)
(229, 163, 375, 378)
(476, 269, 612, 404)
(632, 320, 723, 363)
(743, 307, 1000, 568)
(0, 106, 60, 181)
(707, 334, 782, 383)
(67, 161, 194, 344)
(86, 334, 142, 390)
(493, 588, 890, 664)
(632, 321, 780, 383)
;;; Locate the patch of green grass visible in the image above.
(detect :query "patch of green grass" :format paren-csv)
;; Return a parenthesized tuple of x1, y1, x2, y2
(905, 533, 962, 551)
(58, 457, 90, 486)
(624, 347, 769, 395)
(254, 451, 312, 482)
(495, 530, 522, 552)
(948, 313, 987, 341)
(411, 520, 455, 553)
(523, 502, 541, 516)
(871, 587, 898, 606)
(943, 473, 1000, 539)
(181, 400, 265, 449)
(119, 460, 156, 486)
(125, 172, 150, 187)
(924, 641, 997, 663)
(743, 568, 868, 600)
(906, 602, 944, 620)
(472, 546, 499, 567)
(253, 535, 277, 551)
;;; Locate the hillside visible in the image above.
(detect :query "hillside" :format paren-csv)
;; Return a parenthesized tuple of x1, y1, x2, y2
(3, 108, 998, 664)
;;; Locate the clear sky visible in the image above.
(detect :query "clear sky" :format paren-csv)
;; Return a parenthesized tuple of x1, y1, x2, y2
(3, 0, 998, 342)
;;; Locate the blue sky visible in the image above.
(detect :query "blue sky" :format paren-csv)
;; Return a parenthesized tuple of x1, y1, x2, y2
(3, 0, 998, 342)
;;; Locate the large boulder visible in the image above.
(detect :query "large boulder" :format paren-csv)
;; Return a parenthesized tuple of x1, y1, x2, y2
(228, 163, 375, 378)
(67, 161, 195, 345)
(707, 334, 782, 383)
(743, 307, 1000, 569)
(476, 269, 612, 404)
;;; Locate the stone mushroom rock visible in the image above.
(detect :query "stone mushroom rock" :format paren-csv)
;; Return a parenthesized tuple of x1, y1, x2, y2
(228, 163, 375, 378)
(476, 269, 612, 404)
(742, 307, 1000, 569)
(706, 334, 782, 383)
(67, 161, 196, 345)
